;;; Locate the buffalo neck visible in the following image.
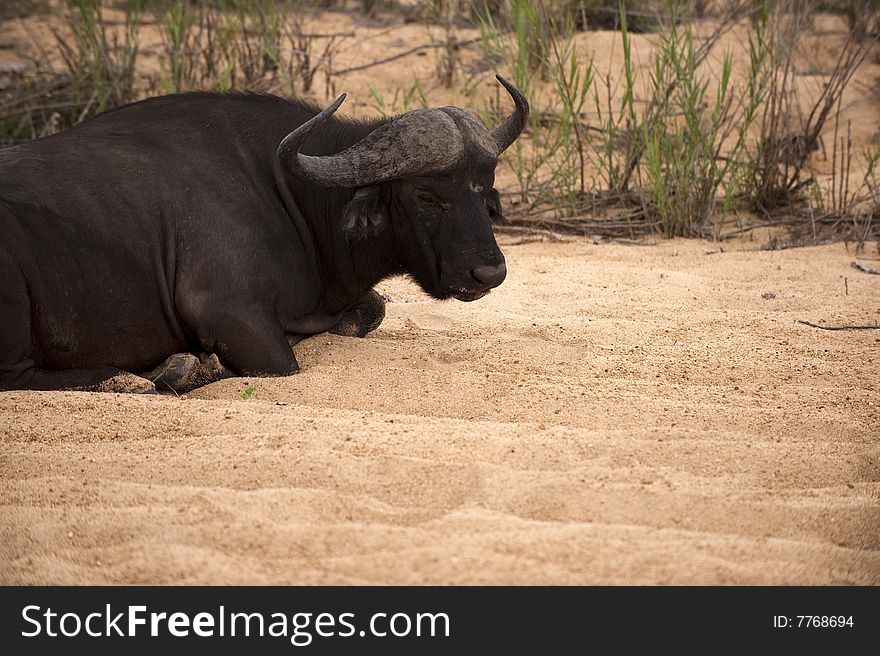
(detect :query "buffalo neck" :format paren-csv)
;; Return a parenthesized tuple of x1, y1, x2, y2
(279, 115, 400, 314)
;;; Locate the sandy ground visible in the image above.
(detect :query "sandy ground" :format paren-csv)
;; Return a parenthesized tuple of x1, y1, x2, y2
(1, 238, 878, 585)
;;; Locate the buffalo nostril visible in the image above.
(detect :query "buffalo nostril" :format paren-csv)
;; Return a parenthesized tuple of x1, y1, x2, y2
(471, 262, 507, 288)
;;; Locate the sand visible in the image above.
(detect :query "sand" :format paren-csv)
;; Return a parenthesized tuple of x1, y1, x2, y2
(2, 238, 878, 585)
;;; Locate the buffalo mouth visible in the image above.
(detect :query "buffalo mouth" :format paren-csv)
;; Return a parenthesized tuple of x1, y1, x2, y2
(451, 288, 490, 302)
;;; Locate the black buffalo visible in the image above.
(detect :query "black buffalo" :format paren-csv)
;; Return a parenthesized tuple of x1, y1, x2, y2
(0, 75, 528, 392)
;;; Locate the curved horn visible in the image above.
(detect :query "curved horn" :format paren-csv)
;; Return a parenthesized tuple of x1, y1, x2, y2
(278, 98, 466, 188)
(278, 78, 527, 187)
(277, 93, 348, 184)
(490, 74, 530, 154)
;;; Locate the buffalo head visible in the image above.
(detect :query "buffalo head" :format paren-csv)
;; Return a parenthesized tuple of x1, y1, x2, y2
(277, 75, 529, 301)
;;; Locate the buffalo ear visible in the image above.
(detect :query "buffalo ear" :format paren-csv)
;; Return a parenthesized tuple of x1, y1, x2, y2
(487, 188, 508, 225)
(342, 186, 388, 241)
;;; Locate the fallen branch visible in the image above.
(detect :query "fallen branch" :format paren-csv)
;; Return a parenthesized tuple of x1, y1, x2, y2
(797, 320, 880, 331)
(851, 261, 880, 275)
(333, 38, 478, 76)
(717, 218, 800, 240)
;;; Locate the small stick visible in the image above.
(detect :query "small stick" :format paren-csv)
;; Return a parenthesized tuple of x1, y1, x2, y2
(797, 320, 880, 331)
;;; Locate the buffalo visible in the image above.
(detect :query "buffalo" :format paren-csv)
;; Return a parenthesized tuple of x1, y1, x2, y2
(0, 75, 528, 393)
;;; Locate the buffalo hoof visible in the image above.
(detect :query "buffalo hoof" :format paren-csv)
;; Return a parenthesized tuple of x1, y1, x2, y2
(330, 289, 386, 338)
(143, 352, 235, 393)
(146, 353, 201, 393)
(198, 352, 233, 381)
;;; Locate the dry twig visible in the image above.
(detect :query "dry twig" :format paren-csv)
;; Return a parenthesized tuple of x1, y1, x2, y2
(797, 320, 880, 330)
(333, 39, 478, 77)
(850, 261, 880, 275)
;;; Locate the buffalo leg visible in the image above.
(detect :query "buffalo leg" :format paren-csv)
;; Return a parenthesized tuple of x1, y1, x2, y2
(330, 289, 386, 338)
(207, 311, 300, 377)
(0, 264, 155, 393)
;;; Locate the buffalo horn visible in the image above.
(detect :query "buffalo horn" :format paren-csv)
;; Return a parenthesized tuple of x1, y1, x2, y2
(277, 75, 530, 187)
(489, 74, 530, 155)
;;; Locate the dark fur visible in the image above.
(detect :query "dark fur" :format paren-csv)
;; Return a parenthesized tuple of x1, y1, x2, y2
(0, 92, 507, 391)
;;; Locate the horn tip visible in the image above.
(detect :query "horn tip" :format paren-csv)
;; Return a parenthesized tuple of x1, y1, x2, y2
(329, 93, 346, 111)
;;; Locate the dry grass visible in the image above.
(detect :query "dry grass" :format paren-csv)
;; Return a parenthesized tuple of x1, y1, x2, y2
(1, 0, 878, 248)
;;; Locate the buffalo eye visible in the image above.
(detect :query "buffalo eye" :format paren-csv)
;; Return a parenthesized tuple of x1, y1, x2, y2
(415, 188, 450, 211)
